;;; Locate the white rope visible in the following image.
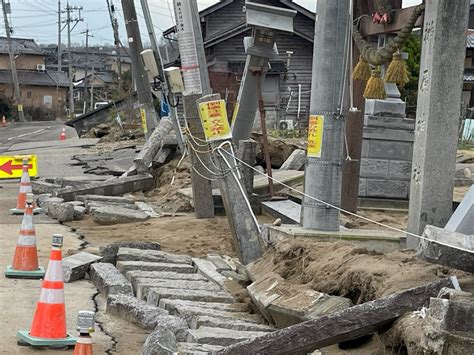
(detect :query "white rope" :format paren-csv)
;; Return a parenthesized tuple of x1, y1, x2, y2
(217, 147, 474, 255)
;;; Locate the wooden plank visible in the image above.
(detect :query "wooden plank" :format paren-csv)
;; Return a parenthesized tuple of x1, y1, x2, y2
(216, 277, 457, 354)
(360, 6, 423, 37)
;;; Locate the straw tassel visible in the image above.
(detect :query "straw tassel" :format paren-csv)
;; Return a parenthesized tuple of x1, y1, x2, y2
(353, 55, 371, 81)
(385, 51, 409, 85)
(363, 68, 386, 100)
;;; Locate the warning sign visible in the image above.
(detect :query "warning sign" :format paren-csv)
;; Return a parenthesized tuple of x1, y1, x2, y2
(307, 115, 324, 158)
(140, 109, 148, 134)
(198, 100, 232, 142)
(0, 155, 37, 179)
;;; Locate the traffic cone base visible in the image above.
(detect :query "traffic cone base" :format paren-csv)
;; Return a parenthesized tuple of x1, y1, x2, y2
(5, 265, 45, 279)
(17, 331, 76, 348)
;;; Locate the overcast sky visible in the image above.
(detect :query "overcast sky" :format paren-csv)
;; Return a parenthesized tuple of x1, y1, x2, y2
(2, 0, 422, 46)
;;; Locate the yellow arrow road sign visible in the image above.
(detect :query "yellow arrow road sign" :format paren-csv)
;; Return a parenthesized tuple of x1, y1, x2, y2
(0, 155, 37, 179)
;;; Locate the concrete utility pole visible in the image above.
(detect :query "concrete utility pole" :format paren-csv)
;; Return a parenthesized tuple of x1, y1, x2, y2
(173, 0, 215, 218)
(106, 0, 122, 82)
(64, 2, 83, 118)
(81, 27, 93, 112)
(57, 0, 62, 72)
(407, 0, 470, 247)
(140, 0, 185, 151)
(301, 0, 351, 231)
(1, 0, 25, 122)
(121, 0, 158, 140)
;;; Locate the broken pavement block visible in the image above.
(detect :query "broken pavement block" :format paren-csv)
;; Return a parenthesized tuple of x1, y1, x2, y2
(100, 241, 161, 264)
(190, 316, 274, 332)
(118, 248, 192, 265)
(192, 258, 228, 287)
(279, 148, 306, 171)
(116, 260, 195, 274)
(186, 326, 269, 346)
(147, 287, 234, 306)
(207, 254, 232, 272)
(32, 180, 61, 195)
(73, 205, 86, 220)
(46, 201, 75, 222)
(444, 185, 474, 235)
(125, 270, 207, 283)
(176, 342, 223, 354)
(62, 251, 102, 282)
(90, 262, 133, 298)
(76, 194, 136, 204)
(91, 205, 150, 225)
(133, 278, 220, 300)
(158, 299, 248, 314)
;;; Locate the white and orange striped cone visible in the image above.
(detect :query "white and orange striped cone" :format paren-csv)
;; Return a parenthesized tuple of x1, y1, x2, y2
(59, 128, 66, 141)
(5, 193, 45, 279)
(74, 311, 95, 355)
(1, 115, 7, 127)
(17, 234, 77, 348)
(10, 158, 41, 215)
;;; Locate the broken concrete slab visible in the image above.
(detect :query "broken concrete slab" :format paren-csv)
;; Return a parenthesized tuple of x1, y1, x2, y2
(177, 342, 223, 355)
(91, 205, 150, 225)
(217, 277, 458, 354)
(190, 316, 274, 332)
(261, 199, 301, 224)
(117, 248, 192, 265)
(162, 304, 261, 325)
(46, 201, 75, 222)
(147, 288, 234, 306)
(207, 254, 232, 272)
(106, 293, 168, 330)
(221, 270, 250, 284)
(187, 326, 269, 346)
(36, 193, 52, 207)
(192, 258, 228, 287)
(141, 312, 189, 354)
(279, 149, 306, 171)
(77, 194, 136, 204)
(62, 252, 102, 282)
(416, 225, 474, 273)
(135, 201, 161, 217)
(158, 299, 248, 314)
(444, 185, 474, 235)
(89, 262, 133, 298)
(134, 278, 220, 301)
(427, 294, 474, 333)
(55, 174, 154, 201)
(32, 181, 61, 195)
(73, 205, 86, 220)
(116, 260, 195, 274)
(85, 201, 139, 213)
(125, 270, 207, 283)
(99, 241, 161, 264)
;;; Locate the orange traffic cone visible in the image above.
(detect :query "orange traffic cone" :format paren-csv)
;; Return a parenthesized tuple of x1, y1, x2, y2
(60, 128, 66, 141)
(74, 310, 95, 355)
(17, 234, 77, 348)
(1, 115, 7, 127)
(5, 193, 45, 279)
(10, 158, 41, 215)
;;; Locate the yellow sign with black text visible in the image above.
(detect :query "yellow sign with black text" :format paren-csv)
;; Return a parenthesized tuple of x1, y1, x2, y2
(140, 109, 148, 134)
(198, 99, 232, 142)
(0, 155, 37, 179)
(307, 115, 324, 158)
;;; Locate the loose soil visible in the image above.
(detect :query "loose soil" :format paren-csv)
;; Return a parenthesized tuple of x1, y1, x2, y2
(250, 239, 474, 305)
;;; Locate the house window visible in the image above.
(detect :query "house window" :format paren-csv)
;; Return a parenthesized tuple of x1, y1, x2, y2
(43, 95, 53, 108)
(27, 91, 32, 99)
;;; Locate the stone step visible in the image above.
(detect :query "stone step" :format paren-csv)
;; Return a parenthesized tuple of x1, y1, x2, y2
(176, 342, 223, 355)
(159, 299, 249, 314)
(167, 304, 263, 325)
(134, 278, 220, 300)
(117, 260, 195, 275)
(147, 288, 234, 306)
(186, 326, 268, 346)
(118, 247, 193, 265)
(191, 316, 274, 332)
(89, 263, 133, 298)
(125, 270, 207, 283)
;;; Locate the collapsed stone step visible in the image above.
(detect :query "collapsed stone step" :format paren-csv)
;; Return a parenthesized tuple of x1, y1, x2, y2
(90, 263, 133, 298)
(62, 251, 102, 282)
(125, 270, 207, 283)
(165, 304, 263, 325)
(100, 241, 161, 264)
(159, 299, 249, 314)
(176, 342, 223, 355)
(118, 247, 193, 265)
(117, 260, 195, 274)
(192, 258, 227, 287)
(186, 326, 269, 346)
(106, 294, 168, 330)
(190, 315, 274, 332)
(147, 288, 234, 306)
(134, 278, 221, 300)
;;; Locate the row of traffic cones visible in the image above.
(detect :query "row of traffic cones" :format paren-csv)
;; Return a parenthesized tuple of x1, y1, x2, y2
(6, 160, 93, 352)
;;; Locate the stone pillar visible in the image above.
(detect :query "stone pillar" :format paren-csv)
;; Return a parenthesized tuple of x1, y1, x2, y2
(407, 0, 470, 248)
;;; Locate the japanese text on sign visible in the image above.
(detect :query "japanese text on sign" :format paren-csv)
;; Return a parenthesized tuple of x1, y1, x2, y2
(198, 100, 232, 142)
(140, 109, 148, 134)
(307, 115, 324, 158)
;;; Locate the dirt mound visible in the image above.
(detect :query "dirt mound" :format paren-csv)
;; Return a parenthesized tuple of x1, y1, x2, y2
(251, 239, 470, 304)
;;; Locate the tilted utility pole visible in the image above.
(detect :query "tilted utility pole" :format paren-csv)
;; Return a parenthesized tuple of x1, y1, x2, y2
(1, 0, 25, 122)
(301, 0, 351, 231)
(64, 2, 83, 118)
(173, 0, 215, 218)
(57, 0, 62, 72)
(106, 0, 122, 83)
(81, 27, 93, 111)
(121, 0, 158, 139)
